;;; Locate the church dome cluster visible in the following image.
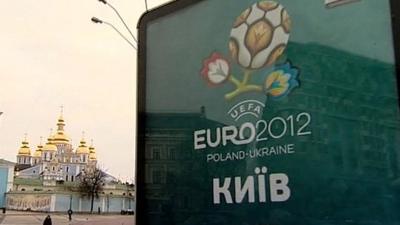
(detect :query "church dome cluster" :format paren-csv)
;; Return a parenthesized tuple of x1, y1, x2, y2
(15, 111, 98, 182)
(17, 114, 97, 162)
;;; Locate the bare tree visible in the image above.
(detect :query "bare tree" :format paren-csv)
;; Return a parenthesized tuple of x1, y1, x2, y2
(78, 167, 106, 213)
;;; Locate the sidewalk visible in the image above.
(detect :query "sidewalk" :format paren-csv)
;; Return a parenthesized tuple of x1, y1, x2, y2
(0, 211, 134, 225)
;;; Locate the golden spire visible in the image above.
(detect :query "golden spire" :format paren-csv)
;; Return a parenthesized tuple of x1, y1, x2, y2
(89, 139, 94, 150)
(33, 136, 43, 157)
(80, 132, 86, 145)
(37, 136, 44, 149)
(89, 139, 97, 160)
(54, 107, 70, 144)
(49, 129, 53, 140)
(77, 131, 89, 154)
(57, 106, 65, 131)
(18, 133, 31, 156)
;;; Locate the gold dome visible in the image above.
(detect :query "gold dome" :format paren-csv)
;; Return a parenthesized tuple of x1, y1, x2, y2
(89, 141, 95, 153)
(33, 149, 42, 157)
(17, 139, 31, 156)
(89, 142, 96, 160)
(53, 115, 70, 144)
(33, 144, 43, 157)
(76, 138, 89, 154)
(89, 152, 97, 160)
(43, 136, 57, 152)
(53, 131, 70, 144)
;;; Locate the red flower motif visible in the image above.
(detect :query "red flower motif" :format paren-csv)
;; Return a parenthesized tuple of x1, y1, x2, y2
(201, 52, 231, 86)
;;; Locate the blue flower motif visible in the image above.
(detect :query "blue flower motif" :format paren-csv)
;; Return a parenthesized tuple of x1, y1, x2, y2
(264, 62, 299, 100)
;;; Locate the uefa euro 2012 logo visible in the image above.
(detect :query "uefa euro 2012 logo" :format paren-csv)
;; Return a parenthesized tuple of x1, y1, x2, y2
(201, 1, 299, 101)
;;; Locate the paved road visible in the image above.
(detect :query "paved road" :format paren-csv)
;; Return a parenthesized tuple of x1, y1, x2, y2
(0, 212, 134, 225)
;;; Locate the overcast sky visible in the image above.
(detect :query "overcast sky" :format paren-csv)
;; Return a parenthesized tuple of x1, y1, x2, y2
(0, 0, 170, 182)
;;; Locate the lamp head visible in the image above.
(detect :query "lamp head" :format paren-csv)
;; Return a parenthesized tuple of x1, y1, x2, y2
(98, 0, 107, 4)
(91, 17, 103, 24)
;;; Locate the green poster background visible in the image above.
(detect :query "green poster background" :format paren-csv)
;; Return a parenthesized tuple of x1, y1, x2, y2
(139, 0, 400, 225)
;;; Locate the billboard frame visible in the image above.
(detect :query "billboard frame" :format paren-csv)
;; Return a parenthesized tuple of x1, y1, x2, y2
(136, 1, 400, 224)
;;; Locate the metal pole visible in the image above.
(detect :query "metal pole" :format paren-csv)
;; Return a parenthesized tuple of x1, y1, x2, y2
(107, 195, 109, 213)
(103, 21, 137, 50)
(69, 194, 72, 210)
(106, 2, 138, 44)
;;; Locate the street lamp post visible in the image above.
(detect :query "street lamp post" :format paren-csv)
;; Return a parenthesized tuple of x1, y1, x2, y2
(91, 17, 137, 50)
(96, 0, 137, 43)
(69, 194, 73, 210)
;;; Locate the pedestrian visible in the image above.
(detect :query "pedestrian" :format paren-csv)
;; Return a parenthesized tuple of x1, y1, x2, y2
(43, 215, 52, 225)
(68, 209, 73, 221)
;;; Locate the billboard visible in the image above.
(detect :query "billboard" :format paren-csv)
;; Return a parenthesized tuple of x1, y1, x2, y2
(137, 0, 400, 224)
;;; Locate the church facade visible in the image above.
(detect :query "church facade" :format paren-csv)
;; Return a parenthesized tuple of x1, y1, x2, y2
(7, 112, 135, 213)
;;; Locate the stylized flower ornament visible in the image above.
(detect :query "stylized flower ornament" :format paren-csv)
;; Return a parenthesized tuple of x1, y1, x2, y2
(201, 52, 231, 86)
(264, 62, 299, 99)
(199, 2, 299, 101)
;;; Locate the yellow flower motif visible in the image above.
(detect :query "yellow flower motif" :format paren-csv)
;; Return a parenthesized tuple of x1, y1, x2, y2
(264, 70, 290, 97)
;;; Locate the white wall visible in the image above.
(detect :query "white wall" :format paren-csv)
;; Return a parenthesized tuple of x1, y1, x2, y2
(7, 165, 14, 191)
